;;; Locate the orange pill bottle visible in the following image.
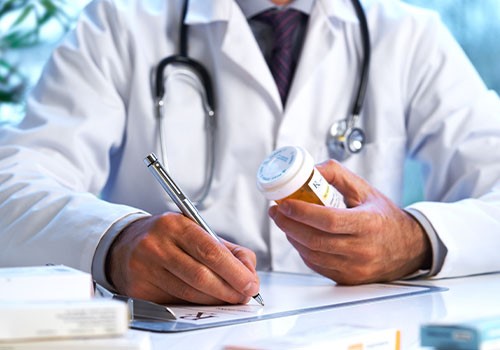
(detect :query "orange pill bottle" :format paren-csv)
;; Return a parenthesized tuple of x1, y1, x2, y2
(256, 146, 345, 208)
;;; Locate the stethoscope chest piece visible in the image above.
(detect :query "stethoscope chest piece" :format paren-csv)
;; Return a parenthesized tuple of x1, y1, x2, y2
(326, 119, 366, 161)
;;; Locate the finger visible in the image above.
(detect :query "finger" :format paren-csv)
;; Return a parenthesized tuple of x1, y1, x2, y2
(284, 236, 349, 282)
(286, 236, 386, 285)
(277, 220, 356, 256)
(285, 233, 348, 263)
(285, 233, 375, 270)
(301, 258, 381, 285)
(146, 262, 242, 305)
(174, 221, 260, 300)
(272, 208, 378, 266)
(223, 239, 257, 274)
(271, 200, 373, 234)
(315, 160, 371, 206)
(127, 265, 222, 305)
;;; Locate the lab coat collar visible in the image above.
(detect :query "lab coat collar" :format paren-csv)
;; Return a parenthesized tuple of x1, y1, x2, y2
(184, 0, 233, 24)
(183, 0, 362, 112)
(319, 0, 361, 23)
(185, 0, 360, 25)
(236, 0, 314, 18)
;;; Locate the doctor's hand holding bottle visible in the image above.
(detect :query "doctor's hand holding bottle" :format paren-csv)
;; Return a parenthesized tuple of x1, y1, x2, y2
(106, 214, 260, 305)
(268, 159, 433, 285)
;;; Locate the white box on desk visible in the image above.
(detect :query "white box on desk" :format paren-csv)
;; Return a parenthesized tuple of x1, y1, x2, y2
(0, 265, 93, 301)
(0, 330, 150, 350)
(0, 299, 129, 342)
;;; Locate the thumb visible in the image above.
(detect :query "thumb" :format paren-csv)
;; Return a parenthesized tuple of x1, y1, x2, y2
(315, 159, 371, 207)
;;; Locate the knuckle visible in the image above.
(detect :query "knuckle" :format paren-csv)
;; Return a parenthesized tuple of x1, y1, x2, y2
(191, 265, 213, 286)
(304, 234, 325, 251)
(244, 248, 257, 262)
(249, 251, 257, 266)
(333, 266, 373, 285)
(370, 213, 385, 232)
(196, 241, 225, 267)
(234, 245, 257, 266)
(350, 263, 379, 284)
(154, 212, 180, 232)
(322, 214, 341, 232)
(358, 244, 375, 259)
(273, 216, 288, 233)
(301, 249, 327, 268)
(151, 213, 170, 230)
(153, 212, 191, 236)
(176, 283, 198, 302)
(136, 235, 160, 254)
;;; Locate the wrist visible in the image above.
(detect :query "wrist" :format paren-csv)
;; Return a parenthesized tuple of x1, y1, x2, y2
(405, 208, 447, 277)
(92, 212, 150, 292)
(105, 215, 151, 292)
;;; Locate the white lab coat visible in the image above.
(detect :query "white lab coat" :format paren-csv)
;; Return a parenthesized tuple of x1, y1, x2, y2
(1, 0, 500, 280)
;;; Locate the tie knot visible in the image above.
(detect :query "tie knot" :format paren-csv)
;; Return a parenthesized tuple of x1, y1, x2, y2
(254, 9, 305, 47)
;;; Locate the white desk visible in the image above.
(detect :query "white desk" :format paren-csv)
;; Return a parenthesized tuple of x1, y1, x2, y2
(146, 272, 500, 349)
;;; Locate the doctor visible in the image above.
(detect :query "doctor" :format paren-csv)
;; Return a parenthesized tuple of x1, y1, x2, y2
(1, 0, 500, 305)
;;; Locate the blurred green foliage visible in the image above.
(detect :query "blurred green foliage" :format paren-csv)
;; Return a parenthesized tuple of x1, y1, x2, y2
(0, 0, 72, 103)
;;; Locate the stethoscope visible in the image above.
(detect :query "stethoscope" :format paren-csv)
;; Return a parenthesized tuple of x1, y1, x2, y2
(326, 0, 371, 161)
(154, 0, 370, 208)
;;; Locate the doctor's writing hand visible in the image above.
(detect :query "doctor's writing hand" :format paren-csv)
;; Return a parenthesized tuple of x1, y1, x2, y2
(268, 159, 432, 285)
(106, 213, 260, 305)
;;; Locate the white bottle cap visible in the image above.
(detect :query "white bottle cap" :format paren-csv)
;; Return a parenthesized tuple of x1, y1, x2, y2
(256, 146, 315, 201)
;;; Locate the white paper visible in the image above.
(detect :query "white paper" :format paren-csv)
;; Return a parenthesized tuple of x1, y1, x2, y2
(132, 272, 444, 332)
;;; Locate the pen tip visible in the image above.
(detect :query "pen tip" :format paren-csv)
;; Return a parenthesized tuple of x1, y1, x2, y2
(253, 293, 264, 306)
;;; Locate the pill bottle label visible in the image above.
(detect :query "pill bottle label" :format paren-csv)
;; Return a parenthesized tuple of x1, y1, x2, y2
(308, 168, 344, 207)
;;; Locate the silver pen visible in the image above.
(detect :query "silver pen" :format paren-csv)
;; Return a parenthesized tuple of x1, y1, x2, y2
(144, 153, 264, 306)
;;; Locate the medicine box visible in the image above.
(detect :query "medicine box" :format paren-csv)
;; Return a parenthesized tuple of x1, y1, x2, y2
(0, 265, 93, 301)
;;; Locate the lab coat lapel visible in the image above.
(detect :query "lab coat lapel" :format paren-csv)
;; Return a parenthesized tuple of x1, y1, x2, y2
(187, 0, 282, 112)
(220, 5, 283, 111)
(287, 0, 359, 111)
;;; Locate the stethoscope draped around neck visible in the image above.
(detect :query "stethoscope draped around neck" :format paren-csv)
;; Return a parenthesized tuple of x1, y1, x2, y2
(153, 0, 370, 209)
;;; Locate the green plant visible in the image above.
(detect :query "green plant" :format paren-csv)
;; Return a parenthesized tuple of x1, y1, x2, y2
(0, 0, 73, 104)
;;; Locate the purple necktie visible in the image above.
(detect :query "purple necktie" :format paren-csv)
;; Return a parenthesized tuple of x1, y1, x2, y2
(255, 9, 305, 105)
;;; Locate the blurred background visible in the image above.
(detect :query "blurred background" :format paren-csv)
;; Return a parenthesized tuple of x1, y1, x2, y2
(1, 0, 499, 204)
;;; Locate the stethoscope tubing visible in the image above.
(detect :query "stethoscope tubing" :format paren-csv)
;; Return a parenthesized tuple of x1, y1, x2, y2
(153, 0, 370, 207)
(350, 0, 371, 118)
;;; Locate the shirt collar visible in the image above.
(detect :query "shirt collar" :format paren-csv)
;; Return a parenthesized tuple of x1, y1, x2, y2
(185, 0, 360, 24)
(236, 0, 314, 18)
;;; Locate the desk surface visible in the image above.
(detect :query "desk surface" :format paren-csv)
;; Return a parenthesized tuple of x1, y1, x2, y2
(145, 272, 500, 349)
